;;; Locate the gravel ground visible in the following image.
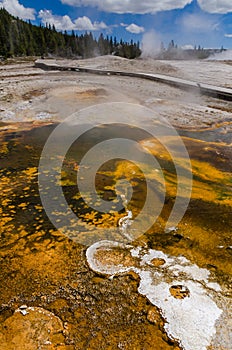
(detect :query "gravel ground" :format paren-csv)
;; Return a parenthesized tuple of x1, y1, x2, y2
(0, 56, 232, 129)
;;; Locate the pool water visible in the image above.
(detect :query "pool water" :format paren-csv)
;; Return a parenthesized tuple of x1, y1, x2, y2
(0, 120, 231, 349)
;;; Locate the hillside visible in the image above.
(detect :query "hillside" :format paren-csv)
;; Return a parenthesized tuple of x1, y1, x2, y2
(0, 8, 141, 59)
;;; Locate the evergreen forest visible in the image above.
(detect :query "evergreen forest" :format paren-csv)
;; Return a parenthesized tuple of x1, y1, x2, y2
(0, 8, 141, 59)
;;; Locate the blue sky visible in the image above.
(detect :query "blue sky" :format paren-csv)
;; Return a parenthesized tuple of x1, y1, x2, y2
(1, 0, 232, 48)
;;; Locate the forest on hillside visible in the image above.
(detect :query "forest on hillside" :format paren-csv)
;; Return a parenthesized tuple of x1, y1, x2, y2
(0, 8, 141, 59)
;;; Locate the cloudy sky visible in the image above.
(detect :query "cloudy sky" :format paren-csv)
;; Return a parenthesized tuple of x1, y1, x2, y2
(1, 0, 232, 48)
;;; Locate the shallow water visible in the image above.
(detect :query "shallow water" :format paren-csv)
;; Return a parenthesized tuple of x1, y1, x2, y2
(0, 120, 231, 349)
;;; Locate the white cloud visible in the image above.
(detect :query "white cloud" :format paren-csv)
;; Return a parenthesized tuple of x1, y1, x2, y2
(38, 10, 107, 31)
(75, 16, 107, 30)
(61, 0, 232, 14)
(198, 0, 232, 14)
(0, 0, 35, 20)
(126, 23, 145, 34)
(225, 33, 232, 38)
(39, 10, 74, 30)
(60, 0, 192, 14)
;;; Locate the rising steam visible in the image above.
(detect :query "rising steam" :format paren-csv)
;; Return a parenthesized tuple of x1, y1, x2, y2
(207, 49, 232, 60)
(141, 30, 162, 58)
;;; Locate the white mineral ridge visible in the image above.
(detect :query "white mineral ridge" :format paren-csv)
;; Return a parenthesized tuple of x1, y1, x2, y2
(138, 275, 222, 350)
(86, 240, 133, 275)
(86, 241, 223, 350)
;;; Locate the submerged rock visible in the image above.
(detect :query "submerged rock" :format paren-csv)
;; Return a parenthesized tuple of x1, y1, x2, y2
(0, 307, 65, 350)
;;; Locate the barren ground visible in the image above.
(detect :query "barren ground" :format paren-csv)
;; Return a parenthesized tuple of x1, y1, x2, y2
(0, 56, 232, 128)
